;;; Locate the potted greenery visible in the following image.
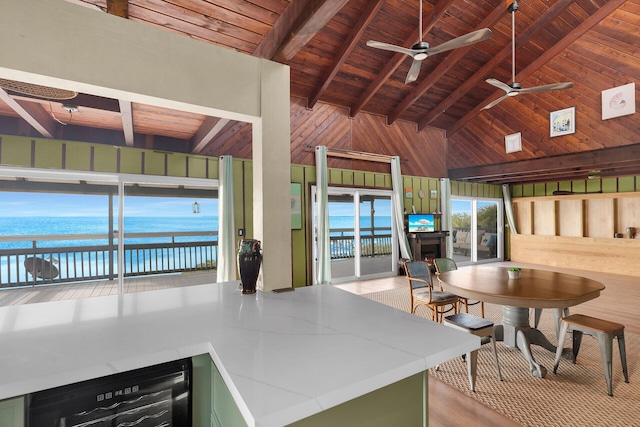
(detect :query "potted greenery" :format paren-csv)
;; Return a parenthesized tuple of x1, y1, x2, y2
(508, 267, 522, 279)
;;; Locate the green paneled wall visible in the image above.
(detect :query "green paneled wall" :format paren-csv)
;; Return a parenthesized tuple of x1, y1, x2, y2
(0, 134, 504, 288)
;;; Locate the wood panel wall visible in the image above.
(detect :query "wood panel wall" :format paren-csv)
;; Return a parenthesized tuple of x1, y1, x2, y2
(510, 183, 640, 276)
(446, 3, 640, 172)
(201, 97, 448, 179)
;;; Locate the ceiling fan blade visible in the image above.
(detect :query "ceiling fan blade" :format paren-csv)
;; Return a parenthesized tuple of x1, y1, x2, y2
(481, 94, 510, 111)
(366, 40, 415, 57)
(485, 78, 514, 94)
(518, 82, 574, 94)
(425, 28, 492, 56)
(405, 59, 422, 84)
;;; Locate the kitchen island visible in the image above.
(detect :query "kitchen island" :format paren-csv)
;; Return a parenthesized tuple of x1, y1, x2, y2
(0, 282, 478, 426)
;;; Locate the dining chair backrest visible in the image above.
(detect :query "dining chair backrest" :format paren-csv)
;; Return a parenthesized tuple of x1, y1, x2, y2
(434, 258, 458, 275)
(404, 261, 433, 290)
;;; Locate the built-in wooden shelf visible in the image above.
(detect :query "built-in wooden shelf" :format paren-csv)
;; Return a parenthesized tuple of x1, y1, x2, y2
(510, 192, 640, 276)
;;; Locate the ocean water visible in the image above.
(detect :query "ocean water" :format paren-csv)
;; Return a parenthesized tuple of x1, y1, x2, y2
(0, 215, 392, 285)
(0, 216, 219, 249)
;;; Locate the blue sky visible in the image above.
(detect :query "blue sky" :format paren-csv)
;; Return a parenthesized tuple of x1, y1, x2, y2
(0, 193, 218, 217)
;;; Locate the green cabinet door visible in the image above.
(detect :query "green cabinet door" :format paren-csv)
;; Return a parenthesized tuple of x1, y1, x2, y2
(0, 396, 24, 427)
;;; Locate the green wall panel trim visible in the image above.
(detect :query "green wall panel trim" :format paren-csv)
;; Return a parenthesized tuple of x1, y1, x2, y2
(572, 180, 586, 193)
(342, 171, 354, 186)
(65, 143, 92, 172)
(0, 136, 31, 167)
(329, 169, 342, 185)
(92, 145, 118, 173)
(188, 156, 208, 179)
(534, 183, 546, 197)
(354, 172, 365, 186)
(166, 153, 188, 177)
(143, 150, 166, 176)
(586, 179, 601, 193)
(0, 396, 24, 427)
(34, 140, 64, 169)
(618, 176, 635, 192)
(119, 148, 143, 174)
(288, 372, 426, 427)
(364, 173, 375, 187)
(601, 178, 616, 193)
(291, 164, 305, 182)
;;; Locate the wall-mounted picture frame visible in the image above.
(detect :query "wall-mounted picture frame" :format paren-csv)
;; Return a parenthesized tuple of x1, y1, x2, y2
(290, 182, 302, 229)
(505, 132, 522, 153)
(550, 107, 576, 137)
(602, 82, 635, 120)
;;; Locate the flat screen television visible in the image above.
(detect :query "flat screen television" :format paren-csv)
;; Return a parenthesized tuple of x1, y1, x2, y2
(407, 213, 435, 233)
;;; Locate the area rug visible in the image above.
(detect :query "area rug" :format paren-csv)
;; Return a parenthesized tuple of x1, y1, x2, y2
(362, 288, 639, 427)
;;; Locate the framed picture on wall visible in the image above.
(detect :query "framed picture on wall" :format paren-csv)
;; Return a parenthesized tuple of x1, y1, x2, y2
(602, 83, 635, 120)
(291, 183, 302, 229)
(550, 107, 576, 137)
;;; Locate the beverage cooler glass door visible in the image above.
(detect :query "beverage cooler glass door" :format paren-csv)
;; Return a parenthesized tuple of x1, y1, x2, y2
(26, 358, 191, 427)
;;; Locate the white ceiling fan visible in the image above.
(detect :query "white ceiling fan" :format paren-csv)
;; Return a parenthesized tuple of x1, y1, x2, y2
(481, 1, 573, 110)
(366, 0, 492, 84)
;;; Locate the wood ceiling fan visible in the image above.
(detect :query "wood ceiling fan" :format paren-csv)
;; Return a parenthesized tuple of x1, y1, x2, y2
(366, 0, 492, 84)
(481, 1, 573, 110)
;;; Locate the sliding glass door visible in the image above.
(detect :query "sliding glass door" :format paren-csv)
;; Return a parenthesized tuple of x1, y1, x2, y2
(313, 187, 397, 283)
(451, 197, 503, 265)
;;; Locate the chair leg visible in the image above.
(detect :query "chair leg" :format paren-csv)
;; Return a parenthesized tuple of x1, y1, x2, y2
(596, 332, 614, 396)
(572, 330, 584, 362)
(617, 334, 630, 384)
(480, 302, 485, 318)
(489, 335, 503, 381)
(466, 349, 478, 392)
(553, 320, 569, 373)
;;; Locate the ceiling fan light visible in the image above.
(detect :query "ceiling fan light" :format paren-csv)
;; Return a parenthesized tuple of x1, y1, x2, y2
(413, 52, 428, 61)
(507, 92, 519, 97)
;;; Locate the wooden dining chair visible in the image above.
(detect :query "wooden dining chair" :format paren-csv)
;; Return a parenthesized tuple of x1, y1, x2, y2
(434, 258, 485, 318)
(404, 260, 458, 322)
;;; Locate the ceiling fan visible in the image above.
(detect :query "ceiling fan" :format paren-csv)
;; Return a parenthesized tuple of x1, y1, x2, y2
(481, 1, 573, 110)
(366, 0, 492, 84)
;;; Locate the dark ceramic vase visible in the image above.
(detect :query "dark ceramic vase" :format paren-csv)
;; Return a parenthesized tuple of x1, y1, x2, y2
(238, 239, 262, 294)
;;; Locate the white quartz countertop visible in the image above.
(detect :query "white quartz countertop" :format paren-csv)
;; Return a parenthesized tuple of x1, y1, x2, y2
(0, 282, 478, 426)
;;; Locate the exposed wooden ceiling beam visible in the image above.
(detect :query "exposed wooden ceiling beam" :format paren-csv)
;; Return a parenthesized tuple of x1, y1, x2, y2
(387, 5, 505, 126)
(350, 0, 455, 118)
(191, 117, 230, 154)
(447, 0, 628, 136)
(255, 0, 349, 62)
(195, 0, 348, 154)
(0, 88, 56, 138)
(106, 0, 128, 18)
(448, 144, 640, 184)
(307, 0, 384, 109)
(119, 100, 134, 146)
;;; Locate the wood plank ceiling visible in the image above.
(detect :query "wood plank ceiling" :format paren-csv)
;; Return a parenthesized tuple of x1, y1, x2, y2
(0, 0, 638, 184)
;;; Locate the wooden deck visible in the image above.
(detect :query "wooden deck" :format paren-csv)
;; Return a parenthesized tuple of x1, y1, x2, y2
(0, 271, 217, 307)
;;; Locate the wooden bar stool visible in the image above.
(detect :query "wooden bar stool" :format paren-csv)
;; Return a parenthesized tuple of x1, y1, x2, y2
(444, 312, 503, 392)
(553, 314, 629, 396)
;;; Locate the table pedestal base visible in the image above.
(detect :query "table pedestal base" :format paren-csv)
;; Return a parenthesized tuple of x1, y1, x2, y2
(493, 306, 563, 378)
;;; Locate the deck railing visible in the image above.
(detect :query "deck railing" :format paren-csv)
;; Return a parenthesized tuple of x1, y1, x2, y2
(0, 228, 392, 288)
(0, 231, 217, 288)
(329, 227, 393, 259)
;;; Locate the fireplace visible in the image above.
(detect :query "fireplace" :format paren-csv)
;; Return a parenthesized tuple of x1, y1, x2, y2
(408, 232, 448, 262)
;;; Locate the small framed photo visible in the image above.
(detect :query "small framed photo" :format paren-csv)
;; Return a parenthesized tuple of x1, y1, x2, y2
(290, 183, 302, 229)
(505, 132, 522, 153)
(602, 83, 635, 120)
(550, 107, 576, 137)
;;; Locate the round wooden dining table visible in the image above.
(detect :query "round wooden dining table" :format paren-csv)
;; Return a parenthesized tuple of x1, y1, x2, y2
(438, 266, 605, 378)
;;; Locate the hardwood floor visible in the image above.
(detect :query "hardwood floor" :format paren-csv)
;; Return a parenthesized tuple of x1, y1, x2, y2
(335, 260, 639, 427)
